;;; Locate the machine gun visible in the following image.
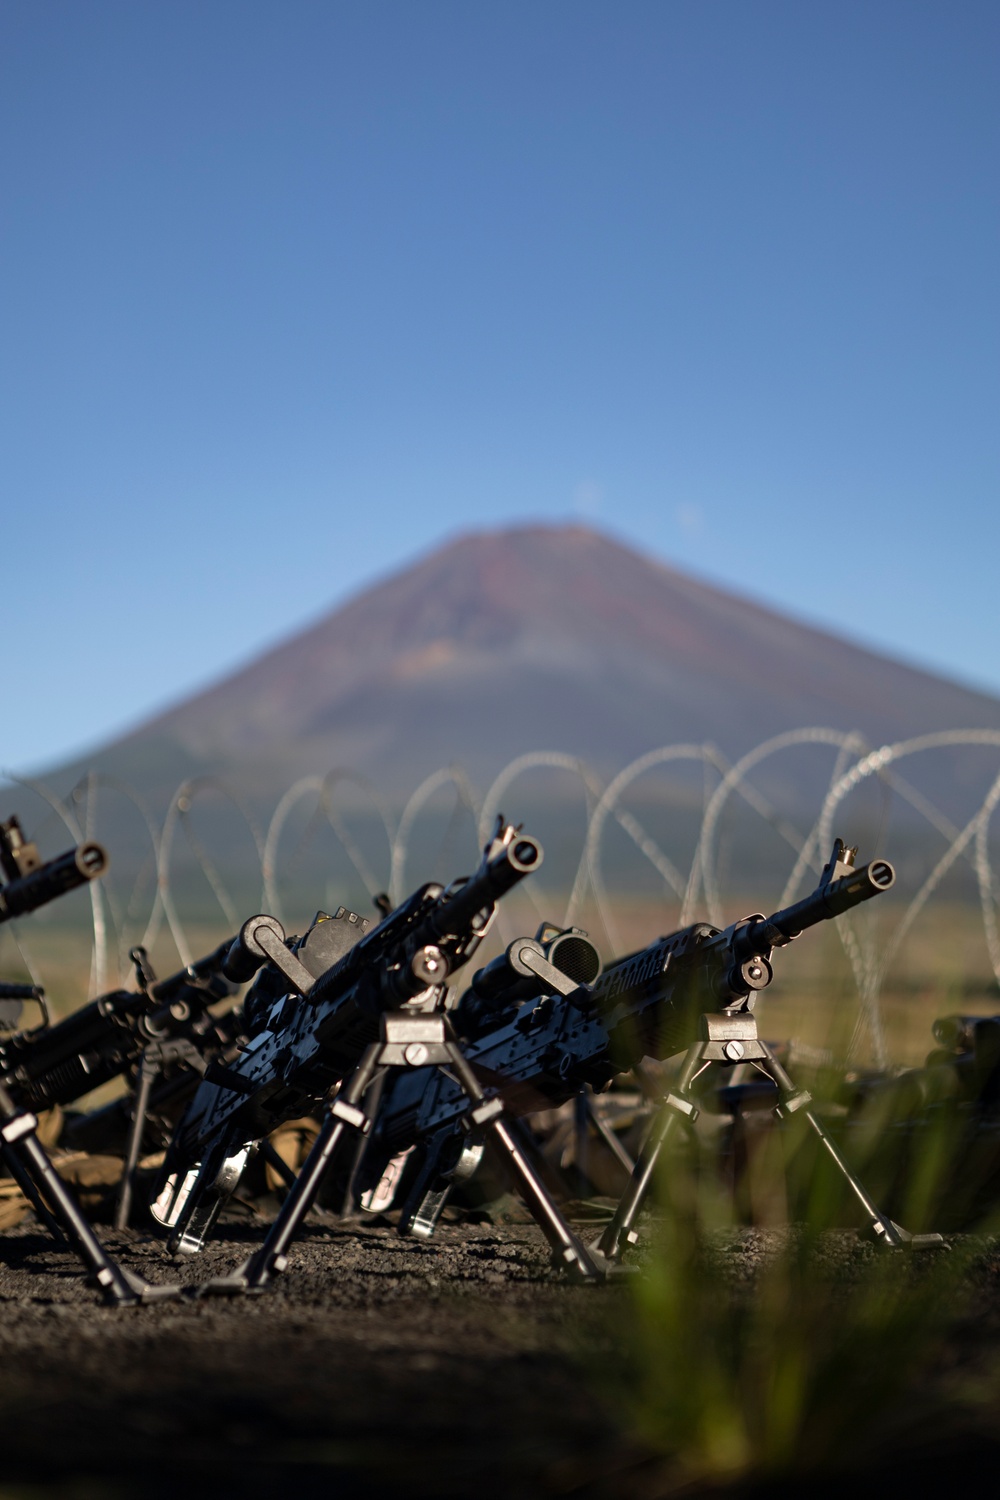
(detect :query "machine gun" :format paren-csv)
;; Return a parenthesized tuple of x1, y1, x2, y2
(0, 817, 107, 924)
(359, 839, 943, 1257)
(0, 938, 241, 1227)
(829, 1010, 1000, 1230)
(0, 814, 178, 1302)
(154, 820, 610, 1287)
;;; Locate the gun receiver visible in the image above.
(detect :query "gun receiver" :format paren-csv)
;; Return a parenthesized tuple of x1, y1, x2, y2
(0, 817, 107, 925)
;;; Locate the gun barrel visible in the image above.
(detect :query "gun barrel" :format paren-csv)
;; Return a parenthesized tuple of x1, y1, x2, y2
(151, 938, 237, 1005)
(0, 983, 41, 1000)
(0, 842, 108, 924)
(931, 1014, 1000, 1054)
(737, 857, 895, 960)
(420, 835, 542, 946)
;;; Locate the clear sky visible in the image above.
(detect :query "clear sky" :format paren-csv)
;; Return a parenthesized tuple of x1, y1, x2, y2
(2, 0, 998, 775)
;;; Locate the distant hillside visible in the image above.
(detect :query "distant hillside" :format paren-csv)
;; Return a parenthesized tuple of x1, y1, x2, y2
(36, 523, 1000, 810)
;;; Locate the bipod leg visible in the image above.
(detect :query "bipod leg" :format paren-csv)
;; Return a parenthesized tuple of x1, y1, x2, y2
(201, 1044, 383, 1295)
(581, 1091, 636, 1177)
(260, 1138, 297, 1191)
(341, 1070, 386, 1218)
(442, 1040, 606, 1282)
(759, 1042, 945, 1250)
(574, 1089, 590, 1197)
(1, 1140, 66, 1244)
(597, 1043, 704, 1263)
(114, 1049, 161, 1230)
(0, 1085, 179, 1305)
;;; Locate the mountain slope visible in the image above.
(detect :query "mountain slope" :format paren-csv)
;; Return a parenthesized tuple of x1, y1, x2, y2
(63, 524, 995, 807)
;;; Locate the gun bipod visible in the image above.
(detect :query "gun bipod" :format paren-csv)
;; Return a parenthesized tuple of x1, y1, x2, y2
(114, 1034, 211, 1231)
(0, 1082, 180, 1305)
(199, 1012, 615, 1296)
(594, 1013, 946, 1263)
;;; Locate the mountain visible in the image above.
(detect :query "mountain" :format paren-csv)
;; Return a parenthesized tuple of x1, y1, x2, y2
(41, 524, 997, 816)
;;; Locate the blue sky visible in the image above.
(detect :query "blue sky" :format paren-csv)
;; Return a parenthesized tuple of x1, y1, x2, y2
(2, 0, 998, 774)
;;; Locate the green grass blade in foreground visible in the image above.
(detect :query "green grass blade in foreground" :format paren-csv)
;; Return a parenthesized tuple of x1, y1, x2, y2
(599, 1112, 1000, 1492)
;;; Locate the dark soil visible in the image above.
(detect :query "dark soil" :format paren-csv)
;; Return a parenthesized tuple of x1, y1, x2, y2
(0, 1218, 998, 1500)
(0, 1217, 628, 1500)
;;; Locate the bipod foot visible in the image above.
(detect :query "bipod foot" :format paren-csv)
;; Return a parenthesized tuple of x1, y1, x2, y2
(551, 1238, 604, 1283)
(195, 1252, 275, 1297)
(550, 1231, 638, 1283)
(860, 1218, 948, 1251)
(583, 1240, 640, 1280)
(93, 1265, 182, 1307)
(195, 1265, 256, 1298)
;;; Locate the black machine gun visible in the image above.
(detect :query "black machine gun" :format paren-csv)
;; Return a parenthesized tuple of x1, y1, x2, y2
(1, 940, 237, 1114)
(0, 816, 107, 924)
(0, 814, 178, 1303)
(154, 821, 611, 1288)
(0, 939, 241, 1228)
(359, 839, 943, 1256)
(829, 1010, 1000, 1231)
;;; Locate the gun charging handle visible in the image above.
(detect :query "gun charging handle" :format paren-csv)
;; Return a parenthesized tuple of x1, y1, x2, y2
(224, 916, 289, 982)
(452, 926, 601, 1037)
(224, 914, 316, 997)
(481, 929, 601, 1001)
(0, 841, 108, 924)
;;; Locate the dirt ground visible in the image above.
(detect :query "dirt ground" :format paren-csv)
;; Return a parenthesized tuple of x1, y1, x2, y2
(0, 1216, 628, 1500)
(1, 1216, 1000, 1500)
